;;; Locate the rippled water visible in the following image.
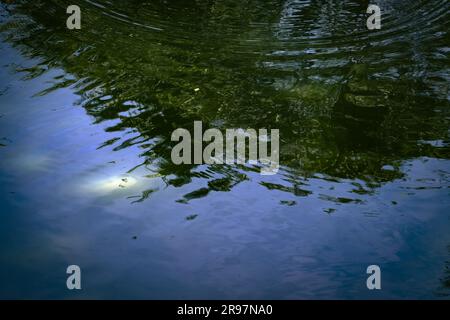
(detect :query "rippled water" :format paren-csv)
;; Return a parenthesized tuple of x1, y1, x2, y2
(0, 0, 449, 299)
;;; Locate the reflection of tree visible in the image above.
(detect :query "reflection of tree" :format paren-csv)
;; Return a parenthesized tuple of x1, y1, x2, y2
(1, 0, 449, 201)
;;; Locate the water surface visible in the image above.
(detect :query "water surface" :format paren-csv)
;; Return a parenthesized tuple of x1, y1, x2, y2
(0, 0, 449, 299)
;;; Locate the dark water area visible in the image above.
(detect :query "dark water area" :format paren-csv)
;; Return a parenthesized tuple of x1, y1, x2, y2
(0, 0, 449, 299)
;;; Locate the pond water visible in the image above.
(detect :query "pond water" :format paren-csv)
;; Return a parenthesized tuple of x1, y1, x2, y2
(0, 0, 449, 299)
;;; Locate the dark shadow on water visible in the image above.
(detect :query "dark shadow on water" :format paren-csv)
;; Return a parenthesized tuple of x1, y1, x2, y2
(436, 245, 450, 297)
